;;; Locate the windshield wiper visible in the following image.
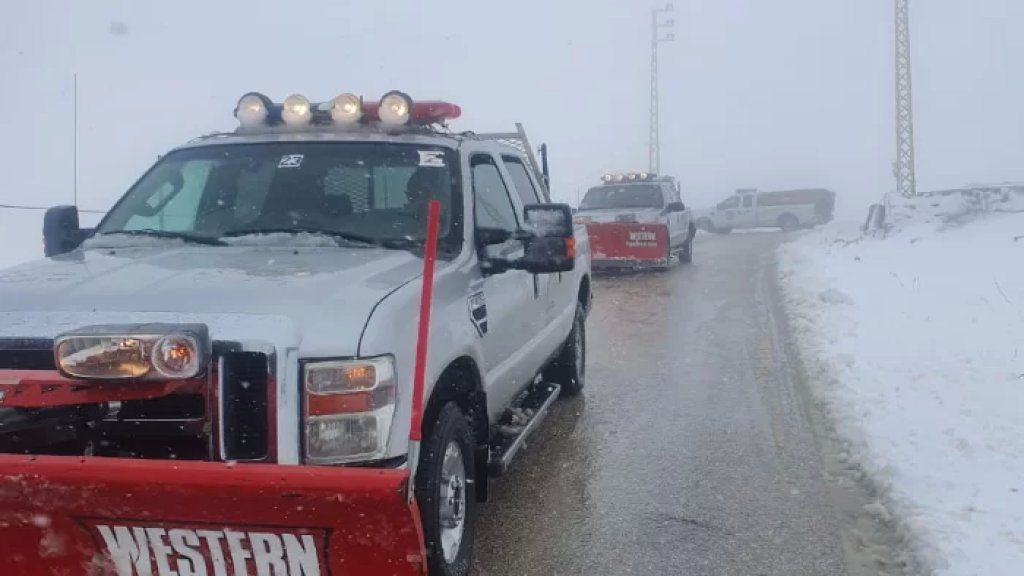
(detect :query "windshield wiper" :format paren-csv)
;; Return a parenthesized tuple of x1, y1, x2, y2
(222, 227, 381, 246)
(98, 229, 226, 246)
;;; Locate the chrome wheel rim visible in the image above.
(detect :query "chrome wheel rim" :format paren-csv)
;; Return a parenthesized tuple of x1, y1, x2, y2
(439, 440, 466, 563)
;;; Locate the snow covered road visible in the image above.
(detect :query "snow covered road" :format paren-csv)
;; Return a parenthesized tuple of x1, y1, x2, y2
(781, 212, 1024, 576)
(473, 231, 909, 576)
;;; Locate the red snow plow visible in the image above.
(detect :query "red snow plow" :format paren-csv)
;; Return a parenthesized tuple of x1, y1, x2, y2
(0, 204, 443, 576)
(0, 457, 424, 575)
(586, 222, 670, 269)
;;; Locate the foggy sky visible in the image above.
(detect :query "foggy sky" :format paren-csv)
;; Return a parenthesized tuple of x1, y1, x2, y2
(2, 0, 1022, 223)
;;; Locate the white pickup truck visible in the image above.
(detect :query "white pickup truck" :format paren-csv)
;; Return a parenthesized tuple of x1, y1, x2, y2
(695, 188, 836, 233)
(0, 91, 591, 576)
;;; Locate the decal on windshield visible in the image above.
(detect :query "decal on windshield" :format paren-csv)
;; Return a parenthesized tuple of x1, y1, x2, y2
(278, 155, 304, 169)
(418, 151, 445, 167)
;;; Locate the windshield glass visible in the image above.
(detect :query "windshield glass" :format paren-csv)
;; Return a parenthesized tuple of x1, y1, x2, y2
(96, 142, 459, 245)
(579, 184, 664, 210)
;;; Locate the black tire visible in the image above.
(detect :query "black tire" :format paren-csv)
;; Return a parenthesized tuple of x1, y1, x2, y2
(679, 237, 693, 263)
(779, 214, 799, 231)
(544, 303, 586, 397)
(416, 402, 477, 576)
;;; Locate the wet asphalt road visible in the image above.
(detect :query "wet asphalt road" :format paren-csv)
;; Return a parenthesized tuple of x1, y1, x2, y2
(472, 231, 902, 576)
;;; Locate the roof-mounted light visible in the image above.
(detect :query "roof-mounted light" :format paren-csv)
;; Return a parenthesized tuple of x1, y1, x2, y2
(282, 93, 312, 126)
(378, 90, 413, 126)
(235, 92, 273, 127)
(330, 93, 363, 125)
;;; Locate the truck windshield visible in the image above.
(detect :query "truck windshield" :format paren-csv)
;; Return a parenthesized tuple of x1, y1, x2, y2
(580, 185, 664, 210)
(96, 142, 459, 246)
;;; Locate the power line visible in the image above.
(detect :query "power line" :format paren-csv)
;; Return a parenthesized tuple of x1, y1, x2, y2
(0, 203, 104, 214)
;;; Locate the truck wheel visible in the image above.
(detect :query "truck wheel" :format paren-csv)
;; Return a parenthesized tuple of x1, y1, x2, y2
(779, 214, 799, 231)
(545, 303, 586, 397)
(679, 237, 693, 263)
(416, 402, 477, 576)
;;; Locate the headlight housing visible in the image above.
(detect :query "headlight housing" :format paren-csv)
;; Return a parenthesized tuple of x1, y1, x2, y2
(303, 356, 396, 464)
(54, 324, 210, 380)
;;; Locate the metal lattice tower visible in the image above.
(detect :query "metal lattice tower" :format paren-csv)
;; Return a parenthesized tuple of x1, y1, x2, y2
(650, 4, 675, 174)
(894, 0, 917, 197)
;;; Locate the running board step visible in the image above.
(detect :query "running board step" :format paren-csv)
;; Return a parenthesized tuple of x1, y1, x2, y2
(488, 382, 560, 476)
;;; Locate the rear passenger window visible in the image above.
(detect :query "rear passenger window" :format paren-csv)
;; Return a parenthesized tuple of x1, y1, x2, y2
(742, 195, 753, 208)
(472, 155, 519, 232)
(503, 157, 541, 206)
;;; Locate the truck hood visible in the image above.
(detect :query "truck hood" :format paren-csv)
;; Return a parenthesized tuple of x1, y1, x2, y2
(574, 207, 664, 224)
(0, 244, 425, 355)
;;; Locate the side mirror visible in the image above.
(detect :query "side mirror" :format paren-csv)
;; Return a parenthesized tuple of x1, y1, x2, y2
(43, 206, 88, 257)
(521, 203, 575, 274)
(666, 201, 686, 212)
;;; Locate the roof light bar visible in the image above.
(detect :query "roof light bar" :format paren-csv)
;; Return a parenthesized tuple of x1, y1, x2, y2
(600, 172, 659, 183)
(233, 91, 461, 129)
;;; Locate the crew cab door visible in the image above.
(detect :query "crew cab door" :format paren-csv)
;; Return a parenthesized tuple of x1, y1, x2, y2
(502, 155, 558, 317)
(716, 195, 740, 228)
(469, 153, 540, 409)
(663, 183, 688, 247)
(735, 193, 757, 228)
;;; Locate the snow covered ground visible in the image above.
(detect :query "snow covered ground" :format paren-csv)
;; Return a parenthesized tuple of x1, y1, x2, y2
(780, 194, 1024, 576)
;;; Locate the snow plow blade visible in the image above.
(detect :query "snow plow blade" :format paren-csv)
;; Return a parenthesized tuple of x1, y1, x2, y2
(0, 455, 426, 576)
(586, 222, 669, 268)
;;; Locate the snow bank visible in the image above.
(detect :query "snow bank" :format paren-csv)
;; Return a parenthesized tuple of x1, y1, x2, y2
(780, 211, 1024, 575)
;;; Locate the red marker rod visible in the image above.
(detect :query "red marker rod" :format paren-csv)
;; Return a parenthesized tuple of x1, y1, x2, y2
(407, 201, 441, 502)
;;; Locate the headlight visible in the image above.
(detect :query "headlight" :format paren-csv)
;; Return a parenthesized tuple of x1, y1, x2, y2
(303, 356, 396, 464)
(281, 93, 312, 126)
(54, 324, 210, 380)
(329, 93, 363, 125)
(378, 91, 412, 126)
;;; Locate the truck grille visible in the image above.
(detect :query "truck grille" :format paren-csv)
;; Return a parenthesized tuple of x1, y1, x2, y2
(220, 351, 270, 461)
(0, 338, 56, 370)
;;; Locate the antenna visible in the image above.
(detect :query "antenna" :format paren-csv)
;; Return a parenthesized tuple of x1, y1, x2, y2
(73, 73, 78, 207)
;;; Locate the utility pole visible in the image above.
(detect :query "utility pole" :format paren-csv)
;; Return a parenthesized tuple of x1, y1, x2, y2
(650, 4, 675, 175)
(894, 0, 917, 197)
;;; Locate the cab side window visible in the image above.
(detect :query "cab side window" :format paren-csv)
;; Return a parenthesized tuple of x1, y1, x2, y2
(742, 195, 754, 208)
(472, 155, 519, 232)
(665, 184, 680, 204)
(502, 156, 541, 206)
(718, 196, 739, 210)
